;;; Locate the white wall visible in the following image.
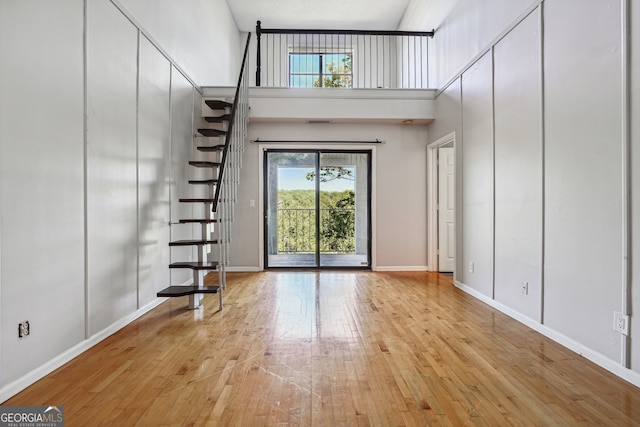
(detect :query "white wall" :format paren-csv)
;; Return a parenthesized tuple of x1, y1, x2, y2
(245, 88, 435, 122)
(86, 0, 140, 335)
(493, 11, 542, 322)
(460, 52, 494, 297)
(117, 0, 242, 86)
(137, 36, 172, 307)
(428, 0, 539, 89)
(632, 0, 640, 372)
(428, 0, 640, 384)
(169, 70, 198, 286)
(0, 0, 240, 400)
(230, 122, 429, 271)
(543, 0, 623, 363)
(0, 0, 86, 387)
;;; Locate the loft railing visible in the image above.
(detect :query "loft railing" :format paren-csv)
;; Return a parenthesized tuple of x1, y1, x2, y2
(277, 207, 356, 254)
(214, 32, 251, 291)
(255, 21, 434, 89)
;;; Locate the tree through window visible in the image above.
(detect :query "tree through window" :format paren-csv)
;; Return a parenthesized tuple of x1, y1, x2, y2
(289, 52, 353, 88)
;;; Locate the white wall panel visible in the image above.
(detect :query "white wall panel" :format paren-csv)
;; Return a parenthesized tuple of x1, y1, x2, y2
(460, 52, 494, 296)
(138, 36, 172, 306)
(0, 0, 85, 386)
(631, 0, 640, 371)
(543, 0, 623, 361)
(229, 130, 261, 269)
(493, 12, 542, 321)
(375, 126, 428, 268)
(430, 0, 538, 88)
(118, 0, 241, 86)
(87, 0, 139, 334)
(170, 69, 196, 285)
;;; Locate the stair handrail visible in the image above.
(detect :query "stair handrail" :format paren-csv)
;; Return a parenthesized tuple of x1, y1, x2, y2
(213, 32, 252, 213)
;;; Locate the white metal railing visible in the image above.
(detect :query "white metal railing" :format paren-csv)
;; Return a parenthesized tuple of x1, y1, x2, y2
(213, 33, 251, 306)
(255, 21, 434, 89)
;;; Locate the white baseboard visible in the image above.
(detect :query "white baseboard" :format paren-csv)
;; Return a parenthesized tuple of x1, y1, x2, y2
(454, 280, 640, 389)
(374, 266, 429, 272)
(0, 297, 168, 403)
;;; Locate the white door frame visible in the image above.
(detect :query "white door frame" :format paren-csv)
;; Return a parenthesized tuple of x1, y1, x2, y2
(257, 144, 378, 271)
(427, 132, 456, 273)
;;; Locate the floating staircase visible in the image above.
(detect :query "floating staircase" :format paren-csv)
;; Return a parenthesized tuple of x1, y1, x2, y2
(157, 34, 251, 310)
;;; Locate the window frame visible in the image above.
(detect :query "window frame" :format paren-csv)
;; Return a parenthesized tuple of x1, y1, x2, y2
(288, 50, 353, 88)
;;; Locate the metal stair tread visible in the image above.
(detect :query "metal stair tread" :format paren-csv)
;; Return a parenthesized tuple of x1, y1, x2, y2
(188, 179, 218, 185)
(205, 114, 231, 123)
(157, 285, 219, 297)
(189, 161, 221, 168)
(179, 219, 218, 224)
(205, 100, 233, 110)
(169, 239, 218, 246)
(169, 261, 219, 270)
(179, 198, 216, 203)
(197, 145, 226, 152)
(198, 128, 227, 137)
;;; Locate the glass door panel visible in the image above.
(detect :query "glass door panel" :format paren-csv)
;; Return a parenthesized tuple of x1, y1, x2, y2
(266, 151, 318, 267)
(265, 150, 370, 268)
(319, 152, 370, 267)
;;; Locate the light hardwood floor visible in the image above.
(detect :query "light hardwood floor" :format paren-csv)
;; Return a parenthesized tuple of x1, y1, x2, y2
(5, 271, 640, 425)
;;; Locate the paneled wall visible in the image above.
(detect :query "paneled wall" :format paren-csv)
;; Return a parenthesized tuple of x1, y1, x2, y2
(460, 52, 494, 297)
(493, 12, 542, 322)
(0, 0, 239, 399)
(137, 36, 172, 308)
(86, 0, 140, 335)
(118, 0, 242, 86)
(428, 0, 539, 89)
(0, 0, 86, 388)
(631, 0, 640, 372)
(543, 0, 623, 362)
(429, 0, 640, 384)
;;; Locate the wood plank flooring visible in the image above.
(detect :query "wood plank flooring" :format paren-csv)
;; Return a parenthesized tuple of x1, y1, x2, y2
(4, 271, 640, 426)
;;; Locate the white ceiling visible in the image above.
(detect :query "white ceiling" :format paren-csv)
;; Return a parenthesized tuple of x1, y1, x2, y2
(226, 0, 414, 32)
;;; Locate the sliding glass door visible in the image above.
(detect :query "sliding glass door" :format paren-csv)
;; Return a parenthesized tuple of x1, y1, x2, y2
(265, 150, 370, 268)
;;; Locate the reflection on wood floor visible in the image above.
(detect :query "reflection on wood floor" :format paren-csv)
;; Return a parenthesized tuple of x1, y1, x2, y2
(5, 271, 640, 425)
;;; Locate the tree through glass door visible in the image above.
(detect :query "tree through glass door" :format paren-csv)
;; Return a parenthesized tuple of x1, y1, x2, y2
(265, 150, 371, 268)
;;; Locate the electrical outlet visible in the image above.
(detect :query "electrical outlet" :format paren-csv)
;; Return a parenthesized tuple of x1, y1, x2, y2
(613, 311, 629, 335)
(18, 321, 30, 338)
(521, 281, 529, 295)
(468, 261, 474, 273)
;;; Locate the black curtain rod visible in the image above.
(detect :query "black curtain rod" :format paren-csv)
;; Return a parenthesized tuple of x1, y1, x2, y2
(252, 139, 384, 144)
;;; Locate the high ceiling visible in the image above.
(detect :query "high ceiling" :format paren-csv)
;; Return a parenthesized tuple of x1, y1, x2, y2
(227, 0, 414, 32)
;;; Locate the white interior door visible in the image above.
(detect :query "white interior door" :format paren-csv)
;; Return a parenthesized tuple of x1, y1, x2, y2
(438, 147, 455, 272)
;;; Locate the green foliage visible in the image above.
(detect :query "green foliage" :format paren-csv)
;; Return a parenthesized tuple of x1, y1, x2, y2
(277, 189, 355, 254)
(320, 191, 355, 253)
(313, 56, 352, 88)
(306, 166, 354, 183)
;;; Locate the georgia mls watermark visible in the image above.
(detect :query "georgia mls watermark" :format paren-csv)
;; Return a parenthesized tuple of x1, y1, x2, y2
(0, 406, 63, 427)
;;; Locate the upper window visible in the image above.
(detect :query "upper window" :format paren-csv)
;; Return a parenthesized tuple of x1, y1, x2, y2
(289, 52, 353, 88)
